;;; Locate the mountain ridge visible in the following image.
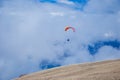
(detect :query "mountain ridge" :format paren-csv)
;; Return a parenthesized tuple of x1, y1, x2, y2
(15, 59, 120, 80)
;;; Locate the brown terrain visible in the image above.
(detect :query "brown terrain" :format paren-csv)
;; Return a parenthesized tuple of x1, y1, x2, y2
(15, 59, 120, 80)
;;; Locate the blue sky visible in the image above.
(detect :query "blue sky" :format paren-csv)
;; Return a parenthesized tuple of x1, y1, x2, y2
(0, 0, 120, 80)
(39, 0, 89, 10)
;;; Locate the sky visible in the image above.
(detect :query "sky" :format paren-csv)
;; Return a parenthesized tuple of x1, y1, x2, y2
(0, 0, 120, 80)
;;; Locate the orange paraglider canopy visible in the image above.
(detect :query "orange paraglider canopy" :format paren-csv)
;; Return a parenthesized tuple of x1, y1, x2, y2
(65, 26, 75, 32)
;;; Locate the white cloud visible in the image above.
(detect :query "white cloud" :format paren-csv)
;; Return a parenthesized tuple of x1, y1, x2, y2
(0, 0, 120, 80)
(95, 46, 120, 61)
(104, 32, 115, 38)
(84, 0, 120, 13)
(50, 12, 65, 16)
(57, 0, 75, 5)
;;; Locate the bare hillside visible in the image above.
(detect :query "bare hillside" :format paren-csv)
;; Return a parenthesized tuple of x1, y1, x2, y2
(15, 59, 120, 80)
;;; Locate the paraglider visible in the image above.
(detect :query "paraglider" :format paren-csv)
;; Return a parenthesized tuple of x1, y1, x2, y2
(65, 26, 75, 32)
(64, 26, 75, 42)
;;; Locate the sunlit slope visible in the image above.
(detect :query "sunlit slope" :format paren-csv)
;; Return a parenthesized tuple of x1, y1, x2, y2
(16, 59, 120, 80)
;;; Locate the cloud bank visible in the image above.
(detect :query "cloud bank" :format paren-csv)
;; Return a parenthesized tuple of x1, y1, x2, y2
(0, 0, 120, 80)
